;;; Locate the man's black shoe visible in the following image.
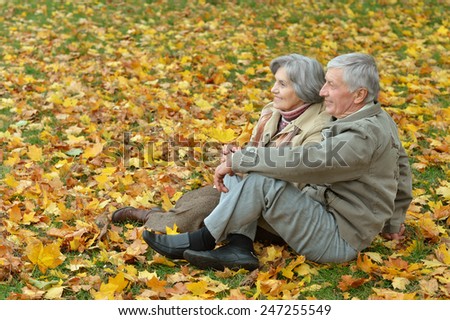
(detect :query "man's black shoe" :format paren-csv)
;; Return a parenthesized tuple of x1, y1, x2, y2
(143, 230, 190, 259)
(183, 245, 259, 271)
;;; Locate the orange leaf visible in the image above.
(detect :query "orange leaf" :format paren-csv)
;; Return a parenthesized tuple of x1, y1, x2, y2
(356, 253, 379, 273)
(146, 276, 167, 293)
(8, 203, 22, 223)
(338, 275, 368, 291)
(385, 257, 409, 270)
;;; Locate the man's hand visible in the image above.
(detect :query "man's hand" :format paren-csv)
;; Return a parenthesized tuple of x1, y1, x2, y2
(214, 161, 234, 193)
(382, 224, 406, 240)
(221, 144, 240, 163)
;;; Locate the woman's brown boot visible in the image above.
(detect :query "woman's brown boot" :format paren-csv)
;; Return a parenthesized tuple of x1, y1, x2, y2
(111, 207, 163, 223)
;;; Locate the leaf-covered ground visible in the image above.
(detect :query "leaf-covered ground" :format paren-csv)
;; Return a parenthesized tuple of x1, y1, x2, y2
(0, 0, 449, 300)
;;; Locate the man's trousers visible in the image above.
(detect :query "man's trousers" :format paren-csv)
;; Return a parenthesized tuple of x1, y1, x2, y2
(204, 174, 357, 263)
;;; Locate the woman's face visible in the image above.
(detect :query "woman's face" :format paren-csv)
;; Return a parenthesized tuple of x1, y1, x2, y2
(271, 67, 303, 111)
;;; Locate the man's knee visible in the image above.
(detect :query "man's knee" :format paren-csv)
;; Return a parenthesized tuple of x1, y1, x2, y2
(243, 173, 291, 200)
(244, 173, 275, 184)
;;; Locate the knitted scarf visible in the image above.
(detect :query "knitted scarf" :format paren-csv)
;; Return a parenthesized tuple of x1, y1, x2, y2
(249, 103, 312, 147)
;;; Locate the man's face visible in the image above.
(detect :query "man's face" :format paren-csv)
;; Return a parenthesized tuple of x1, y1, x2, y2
(320, 68, 360, 118)
(271, 67, 303, 112)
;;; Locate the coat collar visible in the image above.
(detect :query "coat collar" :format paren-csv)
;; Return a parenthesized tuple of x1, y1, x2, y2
(267, 102, 323, 133)
(333, 102, 382, 124)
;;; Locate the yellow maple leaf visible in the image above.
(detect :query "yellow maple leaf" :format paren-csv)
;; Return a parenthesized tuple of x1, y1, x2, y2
(259, 245, 282, 264)
(186, 280, 209, 296)
(23, 211, 39, 225)
(44, 286, 66, 300)
(4, 152, 20, 166)
(25, 239, 65, 273)
(195, 98, 213, 112)
(63, 97, 78, 108)
(436, 184, 450, 201)
(79, 114, 91, 125)
(138, 270, 159, 281)
(27, 145, 43, 162)
(294, 263, 318, 276)
(356, 253, 380, 273)
(165, 224, 179, 235)
(4, 173, 19, 188)
(207, 127, 237, 143)
(108, 272, 129, 293)
(83, 142, 104, 158)
(436, 25, 448, 36)
(66, 134, 86, 145)
(363, 251, 384, 263)
(92, 282, 118, 300)
(94, 173, 111, 190)
(161, 193, 174, 211)
(281, 255, 306, 279)
(435, 243, 450, 265)
(235, 122, 254, 146)
(46, 93, 63, 105)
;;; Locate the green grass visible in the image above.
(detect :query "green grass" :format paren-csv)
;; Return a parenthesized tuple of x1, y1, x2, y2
(0, 278, 23, 300)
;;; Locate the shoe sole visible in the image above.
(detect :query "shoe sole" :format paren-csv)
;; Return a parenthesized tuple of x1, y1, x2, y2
(142, 230, 186, 260)
(184, 250, 259, 271)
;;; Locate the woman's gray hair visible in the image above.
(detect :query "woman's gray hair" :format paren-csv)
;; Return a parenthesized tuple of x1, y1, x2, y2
(327, 53, 380, 104)
(270, 54, 325, 103)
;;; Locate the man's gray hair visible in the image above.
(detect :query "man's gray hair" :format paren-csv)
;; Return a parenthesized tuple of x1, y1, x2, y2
(270, 54, 325, 104)
(327, 53, 380, 104)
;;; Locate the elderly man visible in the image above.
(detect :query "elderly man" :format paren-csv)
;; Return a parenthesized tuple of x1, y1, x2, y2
(144, 53, 413, 271)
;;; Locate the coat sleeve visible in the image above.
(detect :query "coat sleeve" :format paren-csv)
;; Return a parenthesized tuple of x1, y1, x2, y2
(231, 125, 374, 185)
(382, 143, 413, 233)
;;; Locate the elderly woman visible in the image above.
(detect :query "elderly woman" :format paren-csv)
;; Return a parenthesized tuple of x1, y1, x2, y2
(111, 54, 330, 238)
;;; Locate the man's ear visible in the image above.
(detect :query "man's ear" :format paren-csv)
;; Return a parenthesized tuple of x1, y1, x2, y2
(354, 88, 368, 104)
